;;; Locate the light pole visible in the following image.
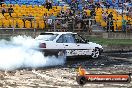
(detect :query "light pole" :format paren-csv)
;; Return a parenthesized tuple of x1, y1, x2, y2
(122, 0, 124, 17)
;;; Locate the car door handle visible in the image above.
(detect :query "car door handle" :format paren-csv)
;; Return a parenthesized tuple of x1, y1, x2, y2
(65, 45, 68, 46)
(77, 45, 80, 46)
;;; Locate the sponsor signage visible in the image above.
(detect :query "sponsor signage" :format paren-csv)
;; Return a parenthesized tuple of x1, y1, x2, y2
(76, 66, 131, 85)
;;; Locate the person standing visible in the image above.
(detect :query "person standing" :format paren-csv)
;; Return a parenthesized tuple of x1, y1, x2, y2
(1, 6, 6, 16)
(107, 12, 113, 20)
(107, 12, 113, 32)
(122, 18, 127, 32)
(28, 13, 34, 28)
(107, 18, 114, 32)
(22, 15, 26, 28)
(8, 5, 14, 17)
(102, 12, 107, 22)
(45, 1, 52, 11)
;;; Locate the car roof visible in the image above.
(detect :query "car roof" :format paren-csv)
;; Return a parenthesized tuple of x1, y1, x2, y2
(40, 32, 77, 35)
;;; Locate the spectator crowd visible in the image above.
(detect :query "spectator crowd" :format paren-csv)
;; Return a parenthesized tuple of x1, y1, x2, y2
(0, 0, 131, 32)
(42, 0, 131, 32)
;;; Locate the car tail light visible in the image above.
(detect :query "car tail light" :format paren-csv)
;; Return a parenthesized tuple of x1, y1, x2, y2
(39, 43, 46, 48)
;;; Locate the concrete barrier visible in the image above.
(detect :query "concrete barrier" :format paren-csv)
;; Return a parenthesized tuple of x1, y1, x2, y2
(0, 29, 44, 38)
(0, 29, 132, 39)
(103, 45, 132, 53)
(103, 32, 132, 39)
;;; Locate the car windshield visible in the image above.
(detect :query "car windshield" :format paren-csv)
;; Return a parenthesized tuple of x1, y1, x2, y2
(36, 34, 58, 41)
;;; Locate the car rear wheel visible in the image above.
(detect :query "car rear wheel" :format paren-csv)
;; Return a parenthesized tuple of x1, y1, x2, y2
(76, 76, 87, 86)
(91, 48, 100, 59)
(58, 50, 66, 60)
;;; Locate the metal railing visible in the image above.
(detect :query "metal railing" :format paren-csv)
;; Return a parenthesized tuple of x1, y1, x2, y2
(0, 16, 131, 33)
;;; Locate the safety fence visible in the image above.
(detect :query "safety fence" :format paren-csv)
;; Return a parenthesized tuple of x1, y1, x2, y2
(0, 16, 132, 32)
(0, 16, 94, 32)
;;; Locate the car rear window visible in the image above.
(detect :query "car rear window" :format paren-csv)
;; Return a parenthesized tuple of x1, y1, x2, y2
(36, 34, 58, 41)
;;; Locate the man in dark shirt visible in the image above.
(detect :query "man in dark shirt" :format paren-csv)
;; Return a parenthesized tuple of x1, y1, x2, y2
(82, 12, 88, 32)
(107, 12, 113, 20)
(60, 9, 65, 17)
(45, 2, 52, 11)
(22, 15, 26, 28)
(28, 14, 34, 28)
(8, 5, 14, 17)
(95, 2, 100, 9)
(91, 3, 96, 11)
(107, 12, 114, 32)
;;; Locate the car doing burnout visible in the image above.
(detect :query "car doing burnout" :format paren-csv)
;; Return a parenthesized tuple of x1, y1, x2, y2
(35, 32, 103, 59)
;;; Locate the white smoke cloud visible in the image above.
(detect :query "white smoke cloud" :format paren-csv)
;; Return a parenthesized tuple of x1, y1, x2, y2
(0, 35, 65, 71)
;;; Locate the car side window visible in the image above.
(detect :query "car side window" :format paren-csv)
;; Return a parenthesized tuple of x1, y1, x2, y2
(63, 34, 75, 43)
(74, 34, 86, 43)
(56, 35, 63, 43)
(56, 34, 75, 43)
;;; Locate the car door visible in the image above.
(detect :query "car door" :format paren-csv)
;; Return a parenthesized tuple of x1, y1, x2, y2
(56, 34, 76, 49)
(56, 34, 79, 56)
(73, 34, 92, 56)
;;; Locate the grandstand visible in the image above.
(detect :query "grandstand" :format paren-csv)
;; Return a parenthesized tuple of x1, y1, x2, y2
(4, 0, 68, 6)
(0, 0, 68, 29)
(4, 0, 50, 5)
(0, 0, 131, 32)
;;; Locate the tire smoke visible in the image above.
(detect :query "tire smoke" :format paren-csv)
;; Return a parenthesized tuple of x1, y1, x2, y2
(0, 36, 65, 71)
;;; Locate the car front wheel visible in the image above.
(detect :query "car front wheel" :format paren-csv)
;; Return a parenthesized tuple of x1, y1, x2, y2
(76, 76, 87, 86)
(91, 48, 100, 59)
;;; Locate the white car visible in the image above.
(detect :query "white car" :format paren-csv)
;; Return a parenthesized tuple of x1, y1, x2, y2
(35, 32, 103, 59)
